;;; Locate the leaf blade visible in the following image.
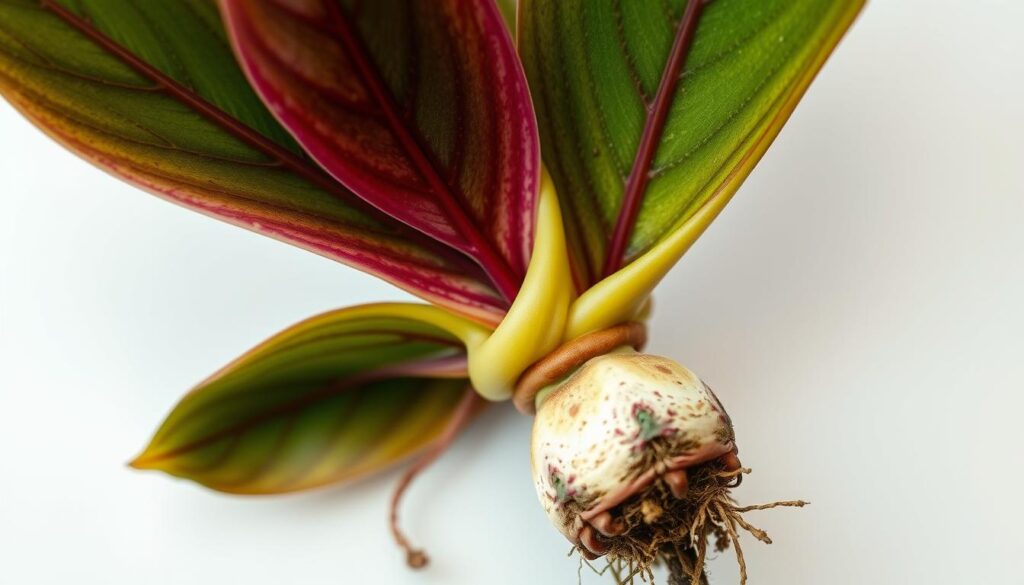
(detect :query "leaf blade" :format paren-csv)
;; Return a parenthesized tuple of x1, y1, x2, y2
(131, 304, 477, 495)
(521, 0, 864, 286)
(564, 0, 866, 338)
(220, 0, 541, 301)
(0, 0, 506, 323)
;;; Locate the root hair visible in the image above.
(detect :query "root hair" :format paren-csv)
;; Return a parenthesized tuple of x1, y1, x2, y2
(573, 463, 807, 585)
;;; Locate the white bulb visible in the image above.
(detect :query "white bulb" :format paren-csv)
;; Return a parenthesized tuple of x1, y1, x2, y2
(530, 352, 736, 544)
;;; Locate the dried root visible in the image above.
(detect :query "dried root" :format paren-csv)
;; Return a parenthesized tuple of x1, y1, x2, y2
(388, 387, 484, 569)
(575, 461, 806, 585)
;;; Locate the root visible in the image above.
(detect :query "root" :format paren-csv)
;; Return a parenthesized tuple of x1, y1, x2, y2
(573, 462, 807, 585)
(664, 542, 708, 585)
(389, 387, 483, 569)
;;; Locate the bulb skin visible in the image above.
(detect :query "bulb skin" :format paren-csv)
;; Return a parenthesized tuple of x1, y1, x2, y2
(530, 353, 736, 543)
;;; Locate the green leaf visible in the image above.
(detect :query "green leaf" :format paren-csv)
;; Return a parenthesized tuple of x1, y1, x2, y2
(497, 0, 518, 34)
(131, 304, 473, 494)
(0, 0, 507, 324)
(520, 0, 864, 285)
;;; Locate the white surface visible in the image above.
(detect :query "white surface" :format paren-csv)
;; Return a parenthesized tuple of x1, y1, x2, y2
(1, 2, 1022, 584)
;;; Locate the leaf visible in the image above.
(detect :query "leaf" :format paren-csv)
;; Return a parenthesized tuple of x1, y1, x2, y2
(131, 304, 480, 494)
(520, 0, 864, 286)
(497, 0, 518, 35)
(220, 0, 540, 302)
(0, 0, 507, 325)
(466, 170, 574, 400)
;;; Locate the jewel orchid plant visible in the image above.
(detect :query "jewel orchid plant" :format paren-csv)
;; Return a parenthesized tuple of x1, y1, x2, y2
(0, 0, 863, 583)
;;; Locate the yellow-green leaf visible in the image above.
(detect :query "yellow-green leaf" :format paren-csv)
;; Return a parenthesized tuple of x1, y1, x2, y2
(521, 0, 864, 287)
(131, 304, 475, 495)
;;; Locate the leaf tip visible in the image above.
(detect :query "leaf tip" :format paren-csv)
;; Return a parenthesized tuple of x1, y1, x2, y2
(126, 449, 160, 471)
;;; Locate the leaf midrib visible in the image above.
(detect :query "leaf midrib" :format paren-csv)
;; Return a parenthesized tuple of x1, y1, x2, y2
(132, 354, 462, 467)
(31, 0, 495, 290)
(39, 0, 390, 227)
(602, 0, 709, 278)
(321, 2, 522, 303)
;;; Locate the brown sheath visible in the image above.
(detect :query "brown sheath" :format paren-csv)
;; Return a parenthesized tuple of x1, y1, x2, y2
(512, 322, 647, 414)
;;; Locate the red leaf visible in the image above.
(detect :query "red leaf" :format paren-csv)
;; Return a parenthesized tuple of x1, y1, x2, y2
(221, 0, 541, 303)
(0, 0, 508, 325)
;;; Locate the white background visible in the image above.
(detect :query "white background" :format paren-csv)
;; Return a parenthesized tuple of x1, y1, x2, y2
(1, 2, 1022, 584)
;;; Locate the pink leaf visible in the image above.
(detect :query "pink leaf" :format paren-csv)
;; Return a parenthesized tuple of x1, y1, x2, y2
(221, 0, 541, 303)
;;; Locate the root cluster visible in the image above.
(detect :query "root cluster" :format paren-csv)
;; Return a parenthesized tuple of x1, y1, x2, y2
(577, 462, 806, 585)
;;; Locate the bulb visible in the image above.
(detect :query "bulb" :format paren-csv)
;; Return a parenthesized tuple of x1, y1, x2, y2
(530, 351, 738, 559)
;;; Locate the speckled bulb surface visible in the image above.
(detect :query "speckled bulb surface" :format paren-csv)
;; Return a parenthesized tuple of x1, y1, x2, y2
(530, 352, 736, 542)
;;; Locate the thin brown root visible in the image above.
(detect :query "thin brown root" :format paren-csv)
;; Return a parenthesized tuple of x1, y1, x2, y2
(609, 560, 626, 585)
(685, 497, 711, 585)
(716, 501, 747, 585)
(714, 466, 750, 488)
(589, 462, 806, 585)
(716, 467, 749, 479)
(389, 387, 482, 569)
(664, 541, 708, 585)
(577, 552, 624, 585)
(732, 500, 809, 513)
(691, 534, 708, 585)
(730, 513, 771, 545)
(581, 557, 659, 585)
